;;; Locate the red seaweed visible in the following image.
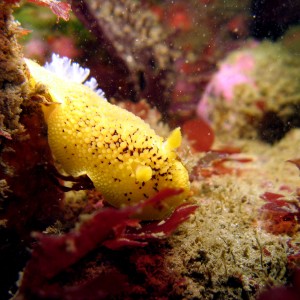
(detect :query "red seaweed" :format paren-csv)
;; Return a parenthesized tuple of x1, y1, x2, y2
(212, 146, 241, 154)
(287, 240, 300, 270)
(17, 189, 196, 299)
(260, 192, 300, 235)
(196, 154, 252, 178)
(27, 0, 71, 21)
(257, 269, 300, 300)
(4, 0, 71, 20)
(288, 159, 300, 171)
(0, 112, 64, 237)
(182, 118, 214, 152)
(104, 203, 198, 249)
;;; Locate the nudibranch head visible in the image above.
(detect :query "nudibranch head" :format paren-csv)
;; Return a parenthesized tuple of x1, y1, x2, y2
(25, 54, 190, 220)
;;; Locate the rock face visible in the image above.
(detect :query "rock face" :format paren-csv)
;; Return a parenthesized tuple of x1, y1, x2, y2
(0, 2, 27, 139)
(0, 4, 64, 299)
(166, 129, 300, 299)
(1, 2, 300, 300)
(197, 41, 300, 143)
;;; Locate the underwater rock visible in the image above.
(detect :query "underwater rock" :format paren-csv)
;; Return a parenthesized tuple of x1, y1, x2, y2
(0, 2, 67, 299)
(0, 2, 27, 139)
(70, 0, 178, 112)
(197, 41, 300, 143)
(1, 2, 300, 300)
(167, 129, 300, 299)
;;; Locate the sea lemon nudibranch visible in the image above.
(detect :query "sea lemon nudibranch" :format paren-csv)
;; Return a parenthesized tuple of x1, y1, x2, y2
(25, 54, 190, 220)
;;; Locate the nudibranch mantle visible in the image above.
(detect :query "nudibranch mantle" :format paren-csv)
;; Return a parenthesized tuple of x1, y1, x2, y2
(25, 54, 190, 220)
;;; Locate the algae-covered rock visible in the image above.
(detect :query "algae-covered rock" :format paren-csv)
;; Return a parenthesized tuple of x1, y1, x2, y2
(0, 2, 28, 140)
(167, 129, 300, 299)
(198, 41, 300, 143)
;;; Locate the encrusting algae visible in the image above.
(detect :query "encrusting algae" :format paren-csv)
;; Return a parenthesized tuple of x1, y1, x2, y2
(25, 54, 190, 220)
(2, 2, 300, 299)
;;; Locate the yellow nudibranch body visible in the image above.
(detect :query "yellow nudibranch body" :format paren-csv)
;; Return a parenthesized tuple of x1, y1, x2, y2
(25, 55, 190, 220)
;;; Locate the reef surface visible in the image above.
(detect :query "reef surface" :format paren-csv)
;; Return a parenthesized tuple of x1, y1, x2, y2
(1, 1, 300, 300)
